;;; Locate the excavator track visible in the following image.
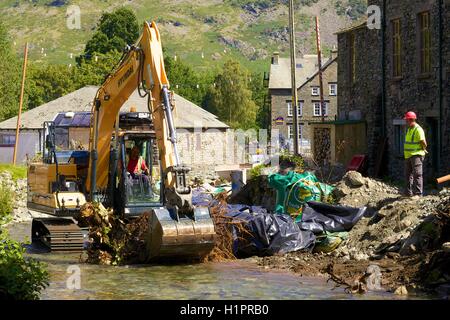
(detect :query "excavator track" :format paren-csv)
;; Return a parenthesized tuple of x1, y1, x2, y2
(32, 218, 85, 252)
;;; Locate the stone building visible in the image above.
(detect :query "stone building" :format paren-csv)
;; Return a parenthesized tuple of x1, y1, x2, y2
(0, 86, 234, 177)
(337, 0, 449, 181)
(268, 51, 338, 155)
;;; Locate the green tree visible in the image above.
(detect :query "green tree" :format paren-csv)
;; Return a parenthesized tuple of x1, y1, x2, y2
(249, 72, 270, 129)
(208, 60, 257, 129)
(80, 7, 140, 61)
(74, 50, 123, 87)
(25, 63, 77, 110)
(165, 55, 214, 107)
(0, 22, 21, 121)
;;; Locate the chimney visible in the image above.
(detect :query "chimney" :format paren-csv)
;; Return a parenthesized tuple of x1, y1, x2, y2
(331, 45, 338, 60)
(272, 52, 279, 65)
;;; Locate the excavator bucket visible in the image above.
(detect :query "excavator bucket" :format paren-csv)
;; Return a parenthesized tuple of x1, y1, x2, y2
(146, 207, 216, 260)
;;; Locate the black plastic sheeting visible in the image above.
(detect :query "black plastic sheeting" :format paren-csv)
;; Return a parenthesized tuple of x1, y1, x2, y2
(225, 205, 316, 257)
(299, 201, 367, 234)
(224, 202, 366, 257)
(192, 188, 213, 206)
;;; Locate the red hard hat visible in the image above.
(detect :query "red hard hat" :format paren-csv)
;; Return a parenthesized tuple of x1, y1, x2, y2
(404, 111, 417, 120)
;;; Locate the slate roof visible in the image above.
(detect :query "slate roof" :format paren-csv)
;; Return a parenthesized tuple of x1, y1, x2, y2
(0, 86, 229, 130)
(268, 54, 334, 90)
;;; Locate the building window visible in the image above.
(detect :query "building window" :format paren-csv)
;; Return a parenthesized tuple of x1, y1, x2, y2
(0, 134, 15, 146)
(418, 11, 431, 74)
(288, 124, 302, 140)
(287, 100, 303, 117)
(311, 87, 320, 96)
(392, 19, 402, 77)
(313, 102, 328, 117)
(329, 83, 337, 96)
(349, 32, 356, 83)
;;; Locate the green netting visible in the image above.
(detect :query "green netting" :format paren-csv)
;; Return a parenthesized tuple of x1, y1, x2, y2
(268, 171, 334, 221)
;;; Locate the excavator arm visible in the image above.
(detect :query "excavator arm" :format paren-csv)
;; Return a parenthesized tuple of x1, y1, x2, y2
(87, 21, 191, 212)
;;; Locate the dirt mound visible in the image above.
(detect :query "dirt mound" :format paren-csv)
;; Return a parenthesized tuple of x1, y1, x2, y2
(333, 171, 402, 212)
(331, 172, 445, 260)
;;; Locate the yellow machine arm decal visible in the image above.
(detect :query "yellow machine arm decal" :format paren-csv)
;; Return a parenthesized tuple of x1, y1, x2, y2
(86, 21, 177, 193)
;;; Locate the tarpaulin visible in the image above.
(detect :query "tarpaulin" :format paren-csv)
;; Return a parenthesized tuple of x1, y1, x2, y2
(192, 188, 213, 206)
(268, 171, 334, 220)
(299, 201, 367, 234)
(225, 205, 316, 257)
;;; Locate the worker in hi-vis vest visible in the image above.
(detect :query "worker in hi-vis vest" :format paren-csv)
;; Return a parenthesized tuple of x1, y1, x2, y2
(404, 111, 427, 197)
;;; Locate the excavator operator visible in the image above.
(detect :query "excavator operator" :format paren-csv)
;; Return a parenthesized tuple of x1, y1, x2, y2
(127, 145, 149, 177)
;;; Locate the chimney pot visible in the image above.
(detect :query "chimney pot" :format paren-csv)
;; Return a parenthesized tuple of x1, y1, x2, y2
(331, 45, 338, 60)
(272, 52, 279, 65)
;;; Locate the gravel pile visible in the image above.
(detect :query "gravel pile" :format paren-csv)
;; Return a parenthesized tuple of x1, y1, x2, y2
(332, 171, 446, 260)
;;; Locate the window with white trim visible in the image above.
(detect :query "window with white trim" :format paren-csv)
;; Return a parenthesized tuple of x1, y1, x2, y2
(311, 87, 320, 96)
(287, 101, 303, 117)
(329, 84, 337, 96)
(288, 124, 302, 140)
(313, 102, 329, 117)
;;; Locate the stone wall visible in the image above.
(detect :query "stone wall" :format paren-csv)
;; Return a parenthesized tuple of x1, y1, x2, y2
(338, 0, 449, 181)
(177, 128, 248, 179)
(337, 23, 382, 176)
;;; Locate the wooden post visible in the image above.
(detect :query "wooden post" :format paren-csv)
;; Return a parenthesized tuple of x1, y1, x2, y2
(289, 0, 300, 155)
(13, 42, 29, 165)
(315, 17, 325, 122)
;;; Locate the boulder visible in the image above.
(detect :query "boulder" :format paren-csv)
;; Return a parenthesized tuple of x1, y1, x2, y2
(344, 171, 366, 187)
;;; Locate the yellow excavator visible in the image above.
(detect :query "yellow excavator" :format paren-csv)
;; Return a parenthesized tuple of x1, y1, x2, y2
(27, 21, 216, 259)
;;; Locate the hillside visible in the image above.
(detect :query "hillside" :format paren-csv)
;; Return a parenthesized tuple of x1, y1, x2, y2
(0, 0, 366, 73)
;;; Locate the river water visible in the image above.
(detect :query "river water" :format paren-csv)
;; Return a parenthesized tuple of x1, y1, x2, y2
(8, 222, 429, 300)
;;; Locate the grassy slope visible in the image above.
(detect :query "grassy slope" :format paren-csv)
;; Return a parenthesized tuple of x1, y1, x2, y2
(1, 0, 359, 73)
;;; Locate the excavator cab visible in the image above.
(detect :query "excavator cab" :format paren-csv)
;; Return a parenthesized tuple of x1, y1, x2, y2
(113, 131, 163, 216)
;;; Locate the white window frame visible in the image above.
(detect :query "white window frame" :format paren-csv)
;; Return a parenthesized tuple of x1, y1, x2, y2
(313, 102, 329, 117)
(288, 124, 302, 140)
(298, 101, 303, 117)
(329, 83, 337, 96)
(287, 101, 293, 116)
(287, 101, 303, 117)
(311, 86, 320, 96)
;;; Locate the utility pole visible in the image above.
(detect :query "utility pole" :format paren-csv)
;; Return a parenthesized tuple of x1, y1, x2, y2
(289, 0, 299, 155)
(315, 17, 325, 122)
(13, 42, 29, 165)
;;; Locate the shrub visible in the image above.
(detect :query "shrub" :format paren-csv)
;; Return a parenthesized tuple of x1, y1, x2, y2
(0, 182, 49, 300)
(0, 182, 14, 225)
(0, 238, 49, 300)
